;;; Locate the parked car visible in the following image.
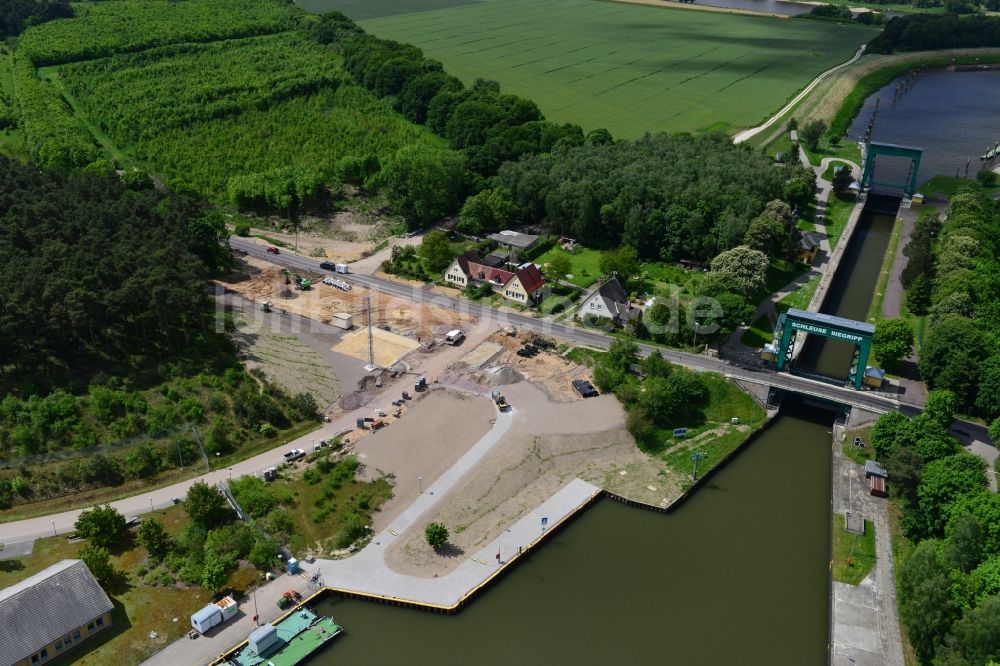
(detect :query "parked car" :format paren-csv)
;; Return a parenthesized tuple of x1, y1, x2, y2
(283, 448, 305, 462)
(319, 261, 335, 271)
(572, 379, 599, 398)
(266, 246, 280, 254)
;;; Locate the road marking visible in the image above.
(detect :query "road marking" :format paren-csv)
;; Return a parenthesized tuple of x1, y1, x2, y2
(386, 528, 398, 536)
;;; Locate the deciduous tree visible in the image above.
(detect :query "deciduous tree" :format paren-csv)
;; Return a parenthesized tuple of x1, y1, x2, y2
(425, 522, 449, 550)
(185, 481, 231, 530)
(872, 318, 914, 366)
(75, 505, 126, 549)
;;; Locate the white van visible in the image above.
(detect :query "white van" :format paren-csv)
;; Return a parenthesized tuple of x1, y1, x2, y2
(445, 330, 465, 345)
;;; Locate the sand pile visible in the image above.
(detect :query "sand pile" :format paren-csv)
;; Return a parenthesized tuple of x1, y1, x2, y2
(480, 366, 524, 386)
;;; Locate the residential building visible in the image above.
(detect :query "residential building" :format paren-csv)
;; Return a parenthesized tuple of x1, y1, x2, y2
(444, 251, 545, 304)
(0, 559, 114, 666)
(578, 276, 638, 326)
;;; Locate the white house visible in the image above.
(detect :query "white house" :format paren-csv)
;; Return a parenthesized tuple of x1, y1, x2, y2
(578, 277, 638, 326)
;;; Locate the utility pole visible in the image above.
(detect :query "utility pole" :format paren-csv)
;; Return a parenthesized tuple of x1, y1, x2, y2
(365, 297, 376, 371)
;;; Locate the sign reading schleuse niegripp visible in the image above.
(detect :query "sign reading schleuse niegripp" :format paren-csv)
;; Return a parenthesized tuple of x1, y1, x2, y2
(789, 321, 864, 344)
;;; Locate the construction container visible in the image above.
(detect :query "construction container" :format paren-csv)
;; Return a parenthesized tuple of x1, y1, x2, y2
(190, 596, 237, 633)
(287, 558, 300, 574)
(331, 312, 353, 330)
(248, 624, 279, 656)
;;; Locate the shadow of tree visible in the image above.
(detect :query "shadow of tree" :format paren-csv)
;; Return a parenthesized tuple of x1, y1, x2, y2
(437, 542, 465, 558)
(0, 558, 25, 573)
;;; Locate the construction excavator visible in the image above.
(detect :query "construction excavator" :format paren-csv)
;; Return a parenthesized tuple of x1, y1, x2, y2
(282, 269, 312, 290)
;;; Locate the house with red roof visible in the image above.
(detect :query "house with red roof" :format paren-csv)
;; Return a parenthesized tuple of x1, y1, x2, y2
(445, 251, 545, 304)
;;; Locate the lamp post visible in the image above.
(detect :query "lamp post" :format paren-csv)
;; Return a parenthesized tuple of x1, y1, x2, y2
(418, 476, 423, 493)
(51, 520, 56, 536)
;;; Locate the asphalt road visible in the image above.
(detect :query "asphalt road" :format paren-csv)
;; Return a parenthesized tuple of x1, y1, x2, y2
(0, 238, 973, 546)
(228, 237, 913, 416)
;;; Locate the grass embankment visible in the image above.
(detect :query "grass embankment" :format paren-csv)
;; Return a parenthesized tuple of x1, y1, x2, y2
(866, 212, 905, 321)
(358, 0, 877, 137)
(0, 419, 321, 525)
(823, 191, 857, 248)
(922, 175, 1000, 199)
(832, 513, 876, 585)
(568, 345, 766, 480)
(741, 314, 774, 349)
(777, 274, 820, 313)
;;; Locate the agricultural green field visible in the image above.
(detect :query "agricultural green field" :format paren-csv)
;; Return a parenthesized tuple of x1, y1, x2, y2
(325, 0, 879, 137)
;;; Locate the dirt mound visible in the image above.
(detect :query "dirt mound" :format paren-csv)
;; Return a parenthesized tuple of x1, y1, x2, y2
(339, 391, 374, 411)
(481, 366, 524, 386)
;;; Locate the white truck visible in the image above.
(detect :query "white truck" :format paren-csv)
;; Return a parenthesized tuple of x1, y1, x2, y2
(283, 448, 306, 462)
(334, 263, 349, 274)
(190, 596, 238, 634)
(445, 329, 465, 345)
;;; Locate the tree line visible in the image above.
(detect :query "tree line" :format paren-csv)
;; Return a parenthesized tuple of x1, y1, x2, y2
(868, 14, 1000, 52)
(900, 187, 1000, 425)
(869, 402, 1000, 664)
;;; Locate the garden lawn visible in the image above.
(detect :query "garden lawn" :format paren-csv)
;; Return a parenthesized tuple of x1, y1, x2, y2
(0, 504, 212, 666)
(350, 0, 878, 137)
(535, 245, 603, 288)
(741, 314, 774, 349)
(832, 513, 876, 585)
(777, 274, 819, 313)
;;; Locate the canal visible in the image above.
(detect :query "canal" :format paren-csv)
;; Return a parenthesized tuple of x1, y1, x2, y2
(847, 68, 1000, 184)
(797, 195, 898, 379)
(311, 401, 833, 665)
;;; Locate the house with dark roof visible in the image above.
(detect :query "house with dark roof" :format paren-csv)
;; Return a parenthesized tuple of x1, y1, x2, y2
(444, 251, 545, 304)
(0, 559, 114, 666)
(578, 276, 638, 326)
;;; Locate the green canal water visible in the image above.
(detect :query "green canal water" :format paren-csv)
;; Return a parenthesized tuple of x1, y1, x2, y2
(312, 402, 833, 665)
(798, 200, 896, 379)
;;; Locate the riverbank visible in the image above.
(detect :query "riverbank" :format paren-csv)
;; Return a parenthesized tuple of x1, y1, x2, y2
(747, 48, 1000, 153)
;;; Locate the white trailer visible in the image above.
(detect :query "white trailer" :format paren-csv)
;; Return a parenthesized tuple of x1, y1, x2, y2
(334, 263, 350, 274)
(190, 596, 238, 633)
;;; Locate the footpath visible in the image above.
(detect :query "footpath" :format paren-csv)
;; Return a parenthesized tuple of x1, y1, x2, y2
(722, 134, 863, 361)
(830, 436, 904, 666)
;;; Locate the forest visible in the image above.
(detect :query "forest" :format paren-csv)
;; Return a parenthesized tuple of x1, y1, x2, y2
(0, 0, 71, 39)
(868, 14, 1000, 52)
(870, 404, 1000, 664)
(495, 133, 813, 261)
(0, 157, 313, 504)
(900, 186, 1000, 424)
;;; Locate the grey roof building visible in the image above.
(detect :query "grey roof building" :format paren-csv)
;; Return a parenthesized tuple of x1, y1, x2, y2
(487, 230, 540, 251)
(578, 276, 639, 325)
(0, 559, 114, 666)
